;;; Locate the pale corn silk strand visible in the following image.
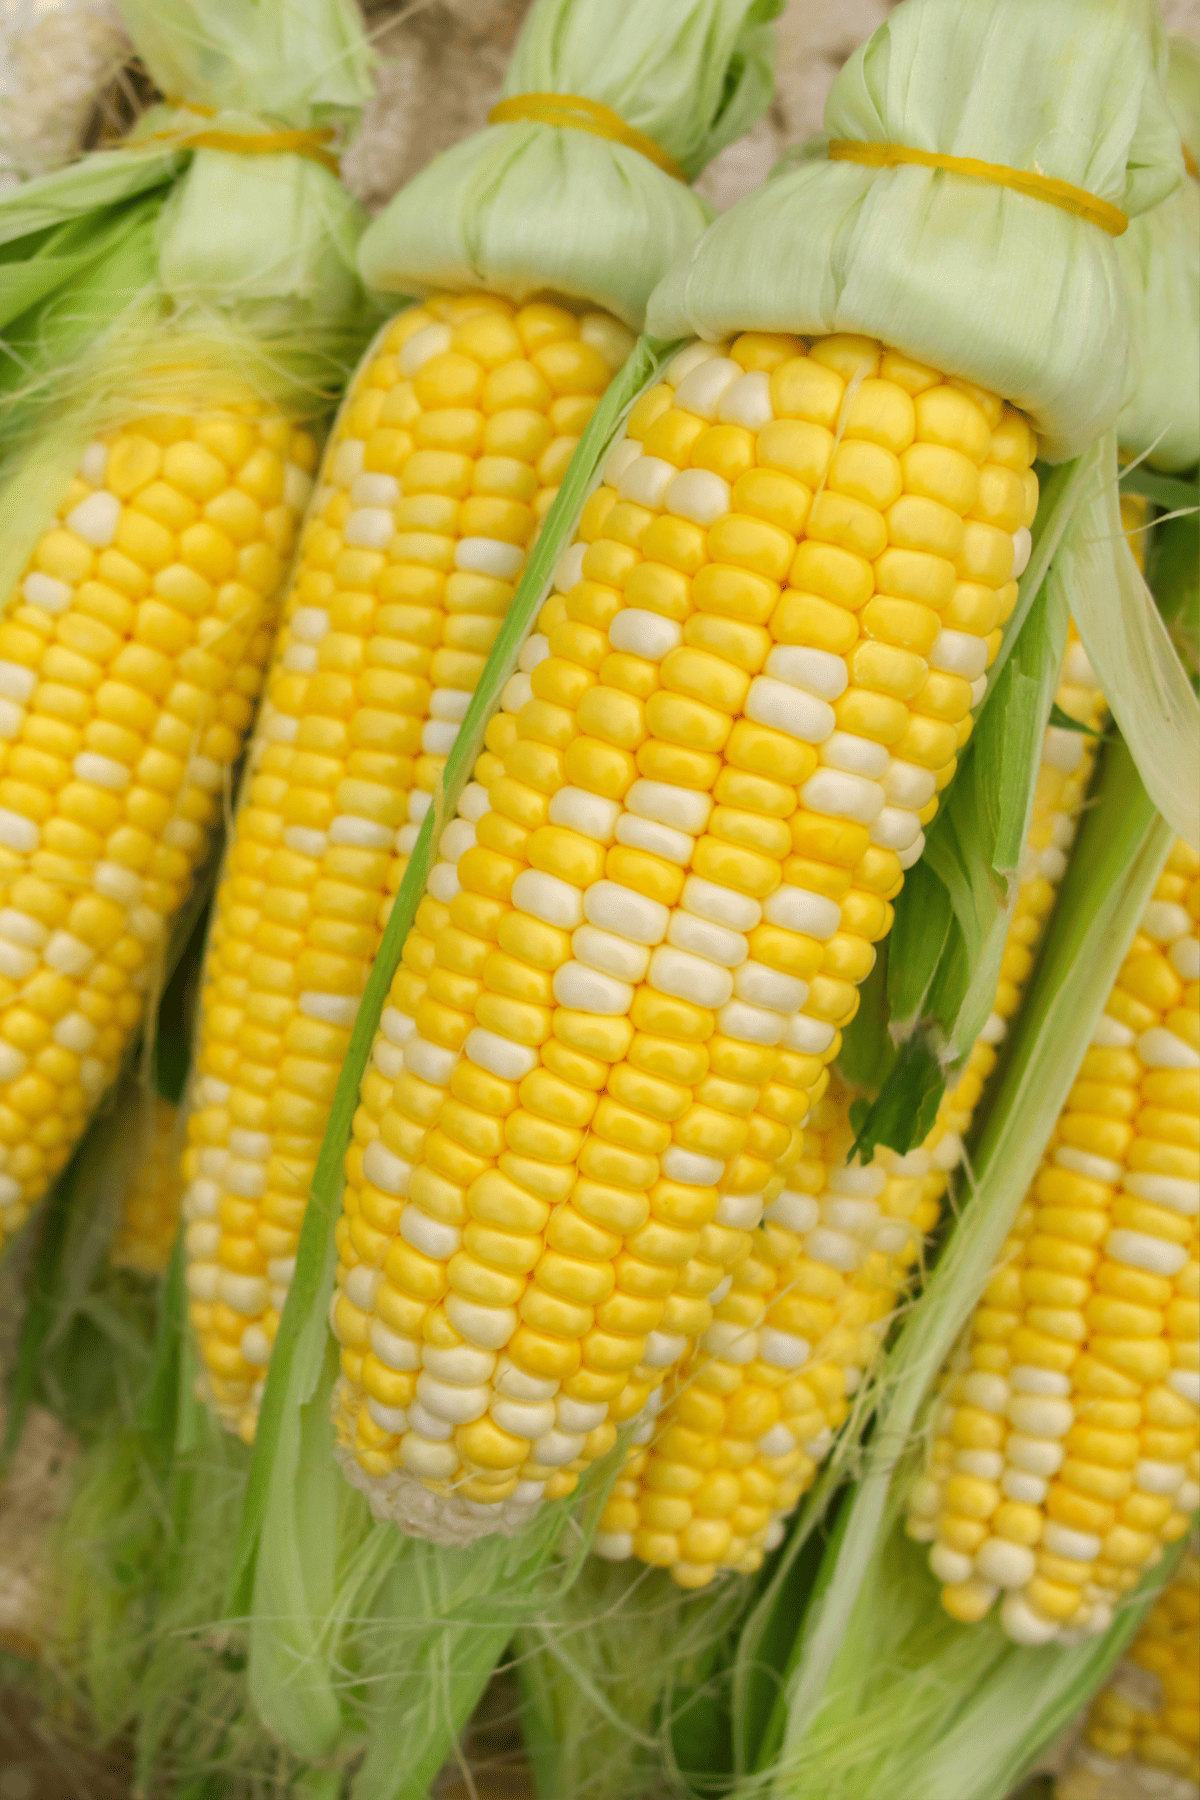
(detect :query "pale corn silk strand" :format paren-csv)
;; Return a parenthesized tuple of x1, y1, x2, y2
(177, 0, 780, 1442)
(906, 838, 1200, 1646)
(326, 326, 1041, 1547)
(593, 630, 1106, 1587)
(1055, 1540, 1199, 1800)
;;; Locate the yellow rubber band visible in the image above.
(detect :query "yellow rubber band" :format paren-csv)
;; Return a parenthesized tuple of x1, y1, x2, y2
(138, 98, 340, 176)
(488, 92, 686, 184)
(828, 139, 1128, 237)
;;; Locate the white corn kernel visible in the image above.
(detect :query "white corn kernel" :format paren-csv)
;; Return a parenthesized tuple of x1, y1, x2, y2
(661, 1145, 723, 1185)
(681, 876, 761, 930)
(746, 677, 835, 744)
(67, 490, 121, 546)
(456, 537, 523, 578)
(571, 924, 650, 983)
(465, 1029, 538, 1080)
(615, 812, 694, 863)
(1007, 1394, 1073, 1438)
(820, 731, 888, 778)
(649, 945, 733, 1009)
(584, 881, 668, 943)
(717, 370, 772, 430)
(673, 356, 741, 419)
(665, 468, 731, 525)
(513, 869, 585, 929)
(553, 960, 633, 1014)
(423, 1345, 495, 1385)
(718, 999, 787, 1045)
(1105, 1229, 1187, 1275)
(549, 787, 622, 842)
(399, 322, 452, 375)
(758, 1327, 811, 1369)
(607, 608, 683, 661)
(765, 644, 848, 700)
(667, 910, 748, 967)
(627, 779, 712, 834)
(617, 454, 675, 510)
(801, 768, 886, 825)
(765, 1190, 819, 1233)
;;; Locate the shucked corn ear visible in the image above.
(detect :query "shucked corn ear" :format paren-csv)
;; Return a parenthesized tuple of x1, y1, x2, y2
(328, 328, 1040, 1543)
(110, 1093, 182, 1277)
(182, 298, 635, 1438)
(906, 840, 1200, 1644)
(1057, 1540, 1199, 1800)
(0, 402, 316, 1248)
(594, 631, 1106, 1584)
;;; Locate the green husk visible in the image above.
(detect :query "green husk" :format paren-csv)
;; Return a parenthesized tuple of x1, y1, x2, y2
(358, 0, 781, 328)
(1116, 36, 1199, 472)
(1070, 431, 1199, 848)
(730, 728, 1173, 1794)
(648, 0, 1181, 462)
(742, 1519, 1183, 1800)
(232, 338, 680, 1792)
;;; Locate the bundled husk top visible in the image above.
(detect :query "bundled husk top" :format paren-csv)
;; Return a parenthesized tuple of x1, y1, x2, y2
(648, 0, 1183, 462)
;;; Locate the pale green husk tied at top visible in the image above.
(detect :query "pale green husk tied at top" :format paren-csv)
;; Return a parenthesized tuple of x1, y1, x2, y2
(357, 0, 781, 329)
(649, 0, 1182, 462)
(0, 0, 375, 599)
(1117, 34, 1200, 470)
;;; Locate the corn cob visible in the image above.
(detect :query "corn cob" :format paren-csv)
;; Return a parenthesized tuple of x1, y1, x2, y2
(0, 403, 316, 1249)
(182, 297, 634, 1439)
(906, 839, 1199, 1643)
(594, 631, 1105, 1584)
(328, 328, 1040, 1541)
(110, 1093, 181, 1276)
(1057, 1542, 1199, 1800)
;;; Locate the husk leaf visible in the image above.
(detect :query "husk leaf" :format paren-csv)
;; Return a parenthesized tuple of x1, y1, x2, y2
(358, 0, 781, 329)
(648, 0, 1182, 460)
(1071, 431, 1199, 848)
(1117, 35, 1199, 472)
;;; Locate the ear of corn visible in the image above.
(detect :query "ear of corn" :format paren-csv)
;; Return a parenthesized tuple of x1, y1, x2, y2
(1057, 1540, 1199, 1800)
(325, 327, 1042, 1541)
(184, 296, 635, 1441)
(0, 403, 317, 1250)
(594, 631, 1106, 1585)
(907, 839, 1199, 1644)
